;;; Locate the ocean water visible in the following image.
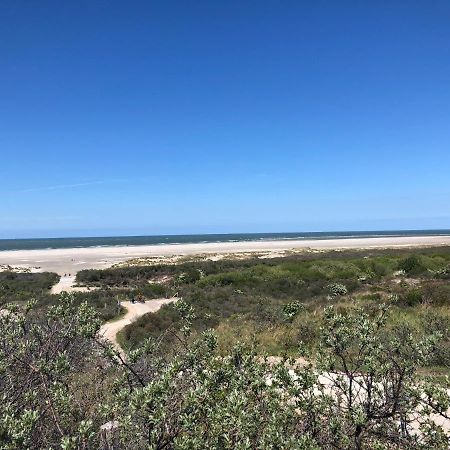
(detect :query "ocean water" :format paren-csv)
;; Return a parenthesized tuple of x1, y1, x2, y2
(0, 230, 449, 252)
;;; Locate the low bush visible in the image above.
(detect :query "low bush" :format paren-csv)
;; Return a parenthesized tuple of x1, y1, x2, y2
(398, 288, 423, 307)
(327, 282, 348, 297)
(398, 255, 427, 276)
(282, 300, 304, 321)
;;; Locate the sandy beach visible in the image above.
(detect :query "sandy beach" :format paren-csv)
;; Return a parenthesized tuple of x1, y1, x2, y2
(1, 235, 450, 276)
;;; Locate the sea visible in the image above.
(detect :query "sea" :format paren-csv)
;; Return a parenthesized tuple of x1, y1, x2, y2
(0, 230, 449, 252)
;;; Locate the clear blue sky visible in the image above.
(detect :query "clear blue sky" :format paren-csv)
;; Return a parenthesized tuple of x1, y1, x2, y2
(2, 1, 450, 238)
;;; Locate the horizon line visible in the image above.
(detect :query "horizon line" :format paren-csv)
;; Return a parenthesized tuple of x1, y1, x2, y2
(1, 228, 450, 242)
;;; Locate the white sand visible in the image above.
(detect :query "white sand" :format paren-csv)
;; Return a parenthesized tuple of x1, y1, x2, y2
(0, 235, 449, 276)
(50, 275, 100, 294)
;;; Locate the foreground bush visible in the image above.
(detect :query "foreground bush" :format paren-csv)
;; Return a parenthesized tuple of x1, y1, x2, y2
(0, 295, 449, 449)
(0, 294, 102, 449)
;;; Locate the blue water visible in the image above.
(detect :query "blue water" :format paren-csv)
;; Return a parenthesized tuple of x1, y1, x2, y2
(0, 230, 449, 251)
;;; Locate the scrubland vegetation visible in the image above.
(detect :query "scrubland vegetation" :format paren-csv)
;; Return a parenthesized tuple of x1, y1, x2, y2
(0, 271, 121, 321)
(0, 271, 58, 307)
(77, 247, 450, 375)
(1, 247, 450, 448)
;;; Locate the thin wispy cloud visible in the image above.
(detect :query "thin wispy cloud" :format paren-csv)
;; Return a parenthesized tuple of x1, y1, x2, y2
(8, 179, 129, 194)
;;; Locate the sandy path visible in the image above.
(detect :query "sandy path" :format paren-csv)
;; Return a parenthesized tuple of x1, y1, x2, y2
(51, 275, 76, 294)
(99, 298, 176, 353)
(50, 275, 99, 294)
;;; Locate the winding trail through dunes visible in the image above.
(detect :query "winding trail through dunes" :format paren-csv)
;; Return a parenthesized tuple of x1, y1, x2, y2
(100, 298, 177, 353)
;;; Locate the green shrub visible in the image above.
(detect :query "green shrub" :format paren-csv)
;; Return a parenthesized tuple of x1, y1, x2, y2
(141, 283, 169, 298)
(327, 282, 348, 297)
(431, 264, 450, 279)
(398, 255, 426, 276)
(282, 300, 304, 321)
(399, 288, 423, 307)
(372, 261, 389, 277)
(177, 268, 201, 284)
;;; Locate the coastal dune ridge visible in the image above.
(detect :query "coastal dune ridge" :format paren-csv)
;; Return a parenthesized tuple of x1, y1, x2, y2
(1, 234, 450, 276)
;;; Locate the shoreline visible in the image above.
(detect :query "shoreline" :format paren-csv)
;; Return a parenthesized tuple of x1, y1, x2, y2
(0, 235, 450, 276)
